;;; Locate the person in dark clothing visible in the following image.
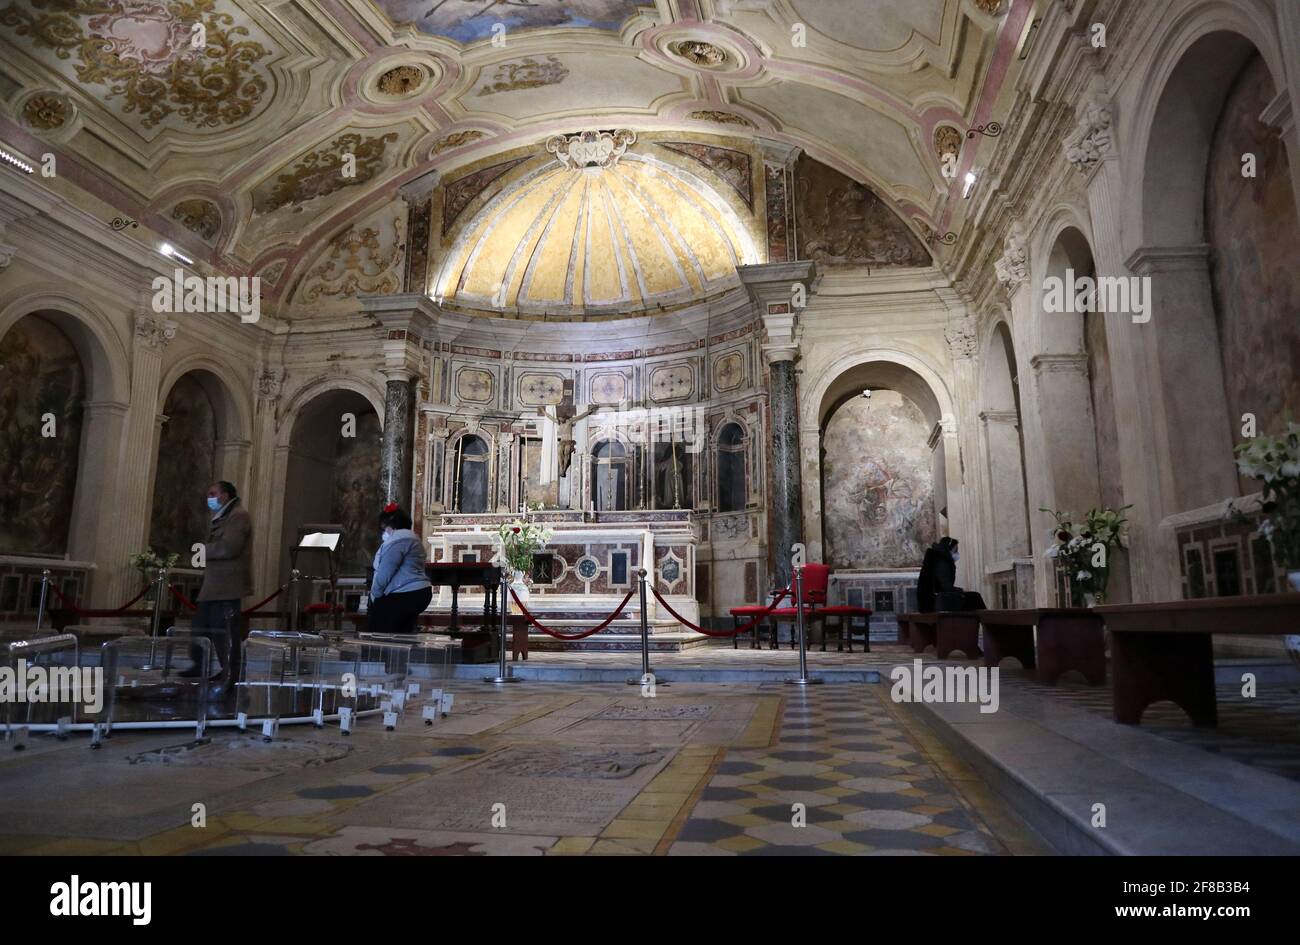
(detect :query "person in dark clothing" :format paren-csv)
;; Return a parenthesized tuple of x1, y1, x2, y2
(917, 537, 958, 612)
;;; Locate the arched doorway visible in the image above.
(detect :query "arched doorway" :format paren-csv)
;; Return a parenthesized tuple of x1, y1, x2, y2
(280, 389, 382, 579)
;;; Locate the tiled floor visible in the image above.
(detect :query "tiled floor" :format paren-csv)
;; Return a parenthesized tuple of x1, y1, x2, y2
(0, 679, 1044, 856)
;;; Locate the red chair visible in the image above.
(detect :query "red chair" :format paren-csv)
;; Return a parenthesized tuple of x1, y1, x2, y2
(729, 587, 788, 649)
(769, 564, 831, 649)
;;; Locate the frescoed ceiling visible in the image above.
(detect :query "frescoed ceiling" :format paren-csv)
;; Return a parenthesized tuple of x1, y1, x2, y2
(0, 0, 1030, 315)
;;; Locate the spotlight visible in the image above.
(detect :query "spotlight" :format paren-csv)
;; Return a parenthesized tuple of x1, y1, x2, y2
(861, 389, 872, 399)
(963, 171, 977, 199)
(160, 243, 194, 265)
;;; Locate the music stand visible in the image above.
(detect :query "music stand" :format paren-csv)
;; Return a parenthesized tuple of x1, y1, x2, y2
(291, 525, 342, 634)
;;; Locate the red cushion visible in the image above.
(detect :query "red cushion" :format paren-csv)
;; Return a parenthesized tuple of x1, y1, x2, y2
(770, 607, 802, 617)
(729, 605, 769, 616)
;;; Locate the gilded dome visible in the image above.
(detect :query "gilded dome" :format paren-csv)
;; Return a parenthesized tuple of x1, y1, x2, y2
(434, 152, 757, 318)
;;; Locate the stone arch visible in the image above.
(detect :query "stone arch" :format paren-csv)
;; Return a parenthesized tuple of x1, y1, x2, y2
(0, 295, 130, 565)
(277, 385, 384, 579)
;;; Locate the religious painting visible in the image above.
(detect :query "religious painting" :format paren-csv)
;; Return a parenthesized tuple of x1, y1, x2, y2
(0, 316, 84, 556)
(1206, 52, 1300, 478)
(331, 410, 382, 575)
(372, 1, 651, 44)
(149, 374, 218, 558)
(822, 390, 936, 569)
(793, 155, 931, 267)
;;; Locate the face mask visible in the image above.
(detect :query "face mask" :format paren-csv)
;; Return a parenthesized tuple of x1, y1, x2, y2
(951, 551, 960, 562)
(207, 496, 221, 512)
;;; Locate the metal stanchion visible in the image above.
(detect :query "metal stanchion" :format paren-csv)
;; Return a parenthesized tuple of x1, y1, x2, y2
(627, 569, 665, 686)
(485, 569, 519, 684)
(143, 567, 166, 670)
(785, 566, 822, 686)
(33, 569, 50, 633)
(288, 569, 301, 633)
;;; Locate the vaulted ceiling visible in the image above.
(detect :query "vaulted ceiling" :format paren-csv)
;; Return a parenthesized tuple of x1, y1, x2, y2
(0, 0, 1029, 311)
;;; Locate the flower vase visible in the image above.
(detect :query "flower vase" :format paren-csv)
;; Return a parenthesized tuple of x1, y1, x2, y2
(1286, 572, 1300, 673)
(509, 569, 530, 614)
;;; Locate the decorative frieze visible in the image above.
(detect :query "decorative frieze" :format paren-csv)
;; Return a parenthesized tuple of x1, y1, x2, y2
(133, 313, 176, 350)
(1063, 83, 1115, 175)
(944, 316, 979, 360)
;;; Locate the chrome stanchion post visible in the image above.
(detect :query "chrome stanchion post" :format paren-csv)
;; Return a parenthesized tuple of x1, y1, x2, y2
(34, 569, 51, 634)
(288, 569, 300, 633)
(785, 564, 822, 686)
(144, 567, 166, 670)
(627, 568, 665, 686)
(485, 568, 519, 684)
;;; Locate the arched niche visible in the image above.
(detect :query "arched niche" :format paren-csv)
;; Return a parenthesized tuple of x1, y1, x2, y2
(979, 321, 1031, 563)
(715, 421, 748, 513)
(0, 313, 87, 556)
(816, 360, 945, 571)
(149, 369, 245, 559)
(280, 388, 382, 577)
(452, 433, 491, 513)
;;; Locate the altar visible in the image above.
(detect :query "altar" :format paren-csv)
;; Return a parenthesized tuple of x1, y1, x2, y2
(425, 510, 704, 650)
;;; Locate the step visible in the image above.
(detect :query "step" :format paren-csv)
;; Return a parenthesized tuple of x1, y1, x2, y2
(903, 675, 1300, 855)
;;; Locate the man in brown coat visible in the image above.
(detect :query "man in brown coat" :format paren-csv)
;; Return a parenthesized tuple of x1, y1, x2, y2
(191, 480, 253, 683)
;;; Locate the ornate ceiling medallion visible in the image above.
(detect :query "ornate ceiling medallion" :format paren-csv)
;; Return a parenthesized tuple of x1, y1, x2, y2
(670, 40, 730, 68)
(3, 0, 271, 130)
(545, 129, 636, 170)
(21, 93, 69, 130)
(376, 64, 426, 97)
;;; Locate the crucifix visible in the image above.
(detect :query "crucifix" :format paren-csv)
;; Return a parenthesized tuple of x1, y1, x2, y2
(537, 381, 601, 484)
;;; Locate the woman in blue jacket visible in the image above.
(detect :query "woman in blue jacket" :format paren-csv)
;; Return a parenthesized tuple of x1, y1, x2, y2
(366, 503, 433, 633)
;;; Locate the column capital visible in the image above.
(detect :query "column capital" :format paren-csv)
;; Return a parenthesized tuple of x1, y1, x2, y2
(994, 222, 1029, 297)
(979, 409, 1020, 426)
(1063, 76, 1116, 178)
(257, 368, 285, 402)
(1031, 352, 1089, 375)
(133, 312, 177, 351)
(944, 315, 979, 360)
(737, 259, 818, 306)
(0, 242, 15, 269)
(1125, 244, 1210, 275)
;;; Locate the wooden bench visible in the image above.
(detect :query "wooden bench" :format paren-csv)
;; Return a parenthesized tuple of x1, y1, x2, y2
(898, 611, 982, 660)
(1094, 594, 1300, 727)
(975, 608, 1106, 685)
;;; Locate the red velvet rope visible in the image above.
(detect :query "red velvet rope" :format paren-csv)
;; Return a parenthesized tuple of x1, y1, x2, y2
(508, 587, 636, 640)
(650, 585, 791, 637)
(169, 585, 198, 610)
(46, 581, 151, 617)
(169, 584, 286, 615)
(242, 586, 284, 615)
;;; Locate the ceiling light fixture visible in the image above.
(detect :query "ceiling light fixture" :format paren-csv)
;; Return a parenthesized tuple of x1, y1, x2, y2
(963, 171, 978, 199)
(0, 146, 35, 174)
(160, 243, 194, 266)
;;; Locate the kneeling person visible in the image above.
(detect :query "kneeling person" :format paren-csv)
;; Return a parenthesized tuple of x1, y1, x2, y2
(366, 503, 432, 634)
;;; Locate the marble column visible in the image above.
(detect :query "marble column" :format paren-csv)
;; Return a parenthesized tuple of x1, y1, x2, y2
(250, 368, 284, 597)
(942, 307, 982, 592)
(70, 400, 128, 602)
(380, 374, 415, 507)
(766, 350, 802, 593)
(738, 259, 817, 593)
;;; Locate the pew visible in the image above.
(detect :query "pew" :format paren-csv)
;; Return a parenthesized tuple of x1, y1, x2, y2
(974, 608, 1106, 685)
(1094, 593, 1300, 727)
(898, 611, 982, 660)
